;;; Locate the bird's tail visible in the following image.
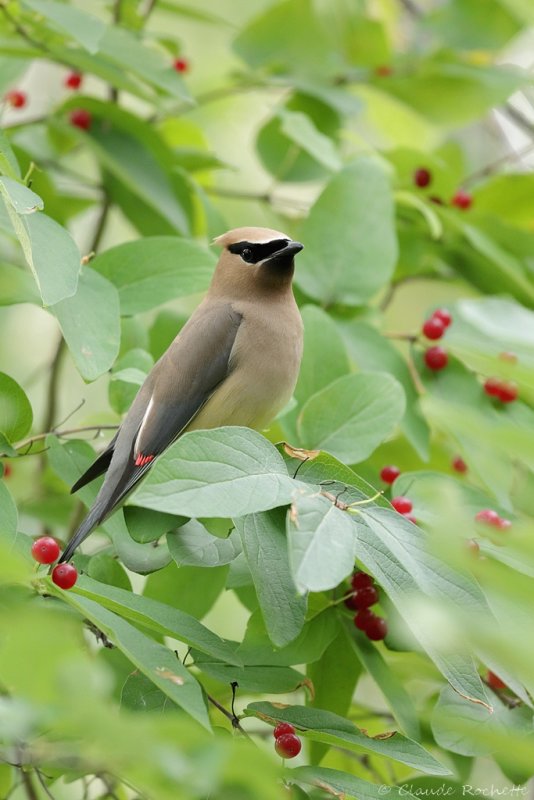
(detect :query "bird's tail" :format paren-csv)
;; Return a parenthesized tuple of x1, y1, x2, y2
(59, 502, 107, 563)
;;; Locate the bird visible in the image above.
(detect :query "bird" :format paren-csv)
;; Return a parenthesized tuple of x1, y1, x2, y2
(59, 227, 304, 562)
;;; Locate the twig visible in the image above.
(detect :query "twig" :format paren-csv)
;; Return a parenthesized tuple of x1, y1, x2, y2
(90, 192, 112, 253)
(35, 768, 57, 799)
(141, 0, 158, 21)
(204, 186, 271, 203)
(0, 2, 47, 52)
(18, 768, 38, 800)
(383, 332, 418, 343)
(398, 0, 423, 17)
(16, 424, 119, 452)
(42, 336, 66, 432)
(504, 102, 534, 138)
(463, 141, 534, 187)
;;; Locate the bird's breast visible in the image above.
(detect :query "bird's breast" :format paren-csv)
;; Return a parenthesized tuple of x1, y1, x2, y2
(188, 296, 303, 432)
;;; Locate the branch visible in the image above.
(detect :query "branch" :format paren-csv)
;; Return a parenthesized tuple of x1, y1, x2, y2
(504, 102, 534, 138)
(397, 0, 423, 17)
(463, 141, 534, 187)
(0, 2, 47, 52)
(18, 768, 38, 800)
(16, 424, 119, 452)
(42, 335, 65, 432)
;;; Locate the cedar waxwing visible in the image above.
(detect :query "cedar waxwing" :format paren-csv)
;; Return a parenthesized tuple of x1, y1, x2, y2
(59, 227, 304, 562)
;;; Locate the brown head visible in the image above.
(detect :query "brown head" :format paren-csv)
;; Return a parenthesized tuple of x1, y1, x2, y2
(209, 226, 303, 299)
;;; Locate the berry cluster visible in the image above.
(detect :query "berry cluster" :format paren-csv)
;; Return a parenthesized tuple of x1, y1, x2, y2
(421, 308, 452, 372)
(273, 722, 301, 759)
(483, 377, 518, 404)
(475, 509, 511, 531)
(412, 167, 473, 210)
(346, 571, 388, 641)
(31, 536, 78, 589)
(4, 55, 190, 123)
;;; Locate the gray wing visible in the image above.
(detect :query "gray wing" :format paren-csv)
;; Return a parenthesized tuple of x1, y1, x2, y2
(60, 302, 242, 562)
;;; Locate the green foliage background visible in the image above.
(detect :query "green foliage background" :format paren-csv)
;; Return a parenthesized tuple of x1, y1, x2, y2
(1, 0, 534, 797)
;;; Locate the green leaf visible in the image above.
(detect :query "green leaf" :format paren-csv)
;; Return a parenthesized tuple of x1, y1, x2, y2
(192, 651, 306, 694)
(0, 182, 79, 305)
(424, 0, 521, 51)
(109, 349, 153, 415)
(0, 129, 21, 179)
(0, 262, 40, 306)
(233, 0, 342, 79)
(354, 511, 490, 706)
(22, 0, 106, 53)
(297, 372, 405, 463)
(133, 427, 298, 518)
(0, 177, 43, 214)
(296, 159, 397, 306)
(278, 110, 341, 171)
(144, 561, 228, 620)
(51, 267, 120, 381)
(238, 607, 339, 667)
(245, 702, 451, 775)
(337, 320, 430, 460)
(0, 372, 32, 444)
(125, 506, 185, 544)
(307, 628, 362, 764)
(47, 584, 210, 729)
(342, 617, 420, 741)
(431, 685, 534, 757)
(87, 553, 132, 591)
(289, 766, 416, 800)
(287, 492, 357, 593)
(167, 520, 242, 567)
(237, 508, 307, 647)
(474, 173, 534, 228)
(72, 574, 241, 666)
(92, 236, 215, 315)
(0, 481, 18, 535)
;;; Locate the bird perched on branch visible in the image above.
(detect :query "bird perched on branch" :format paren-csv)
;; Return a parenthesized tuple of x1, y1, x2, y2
(59, 227, 304, 562)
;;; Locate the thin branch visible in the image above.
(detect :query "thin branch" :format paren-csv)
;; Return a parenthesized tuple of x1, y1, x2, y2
(0, 2, 47, 52)
(42, 335, 66, 432)
(35, 769, 57, 799)
(16, 424, 119, 452)
(463, 140, 534, 187)
(141, 0, 158, 21)
(397, 0, 423, 17)
(204, 186, 271, 203)
(504, 102, 534, 138)
(383, 331, 418, 343)
(90, 192, 112, 253)
(18, 768, 38, 800)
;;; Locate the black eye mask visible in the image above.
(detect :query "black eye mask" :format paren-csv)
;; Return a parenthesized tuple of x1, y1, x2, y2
(228, 239, 289, 264)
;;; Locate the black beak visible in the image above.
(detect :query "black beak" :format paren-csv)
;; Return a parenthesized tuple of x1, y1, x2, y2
(265, 240, 304, 266)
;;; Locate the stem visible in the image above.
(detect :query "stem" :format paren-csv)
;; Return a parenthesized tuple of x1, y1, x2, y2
(0, 2, 47, 52)
(19, 768, 38, 800)
(90, 192, 112, 253)
(17, 424, 119, 452)
(35, 769, 56, 799)
(463, 141, 534, 187)
(383, 331, 418, 343)
(397, 0, 423, 17)
(504, 102, 534, 138)
(42, 336, 66, 432)
(141, 0, 158, 21)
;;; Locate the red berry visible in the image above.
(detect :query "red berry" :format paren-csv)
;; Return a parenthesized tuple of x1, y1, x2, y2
(487, 671, 506, 691)
(497, 381, 518, 404)
(365, 615, 388, 641)
(484, 377, 502, 397)
(475, 509, 500, 526)
(496, 517, 512, 531)
(5, 90, 26, 108)
(173, 58, 189, 73)
(273, 722, 295, 739)
(375, 65, 392, 77)
(451, 190, 472, 210)
(380, 465, 400, 484)
(422, 317, 445, 340)
(65, 72, 83, 89)
(391, 496, 412, 515)
(274, 733, 301, 759)
(351, 571, 373, 590)
(424, 346, 448, 371)
(51, 563, 78, 589)
(352, 585, 379, 610)
(344, 592, 359, 610)
(69, 108, 92, 130)
(355, 608, 375, 631)
(432, 308, 452, 328)
(413, 168, 432, 188)
(31, 536, 60, 565)
(2, 463, 12, 479)
(405, 515, 418, 524)
(452, 456, 467, 474)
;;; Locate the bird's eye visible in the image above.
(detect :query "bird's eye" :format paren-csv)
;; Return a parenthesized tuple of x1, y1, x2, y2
(241, 247, 253, 262)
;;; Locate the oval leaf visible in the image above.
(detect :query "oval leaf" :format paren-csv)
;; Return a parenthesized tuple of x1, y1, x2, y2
(0, 372, 32, 444)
